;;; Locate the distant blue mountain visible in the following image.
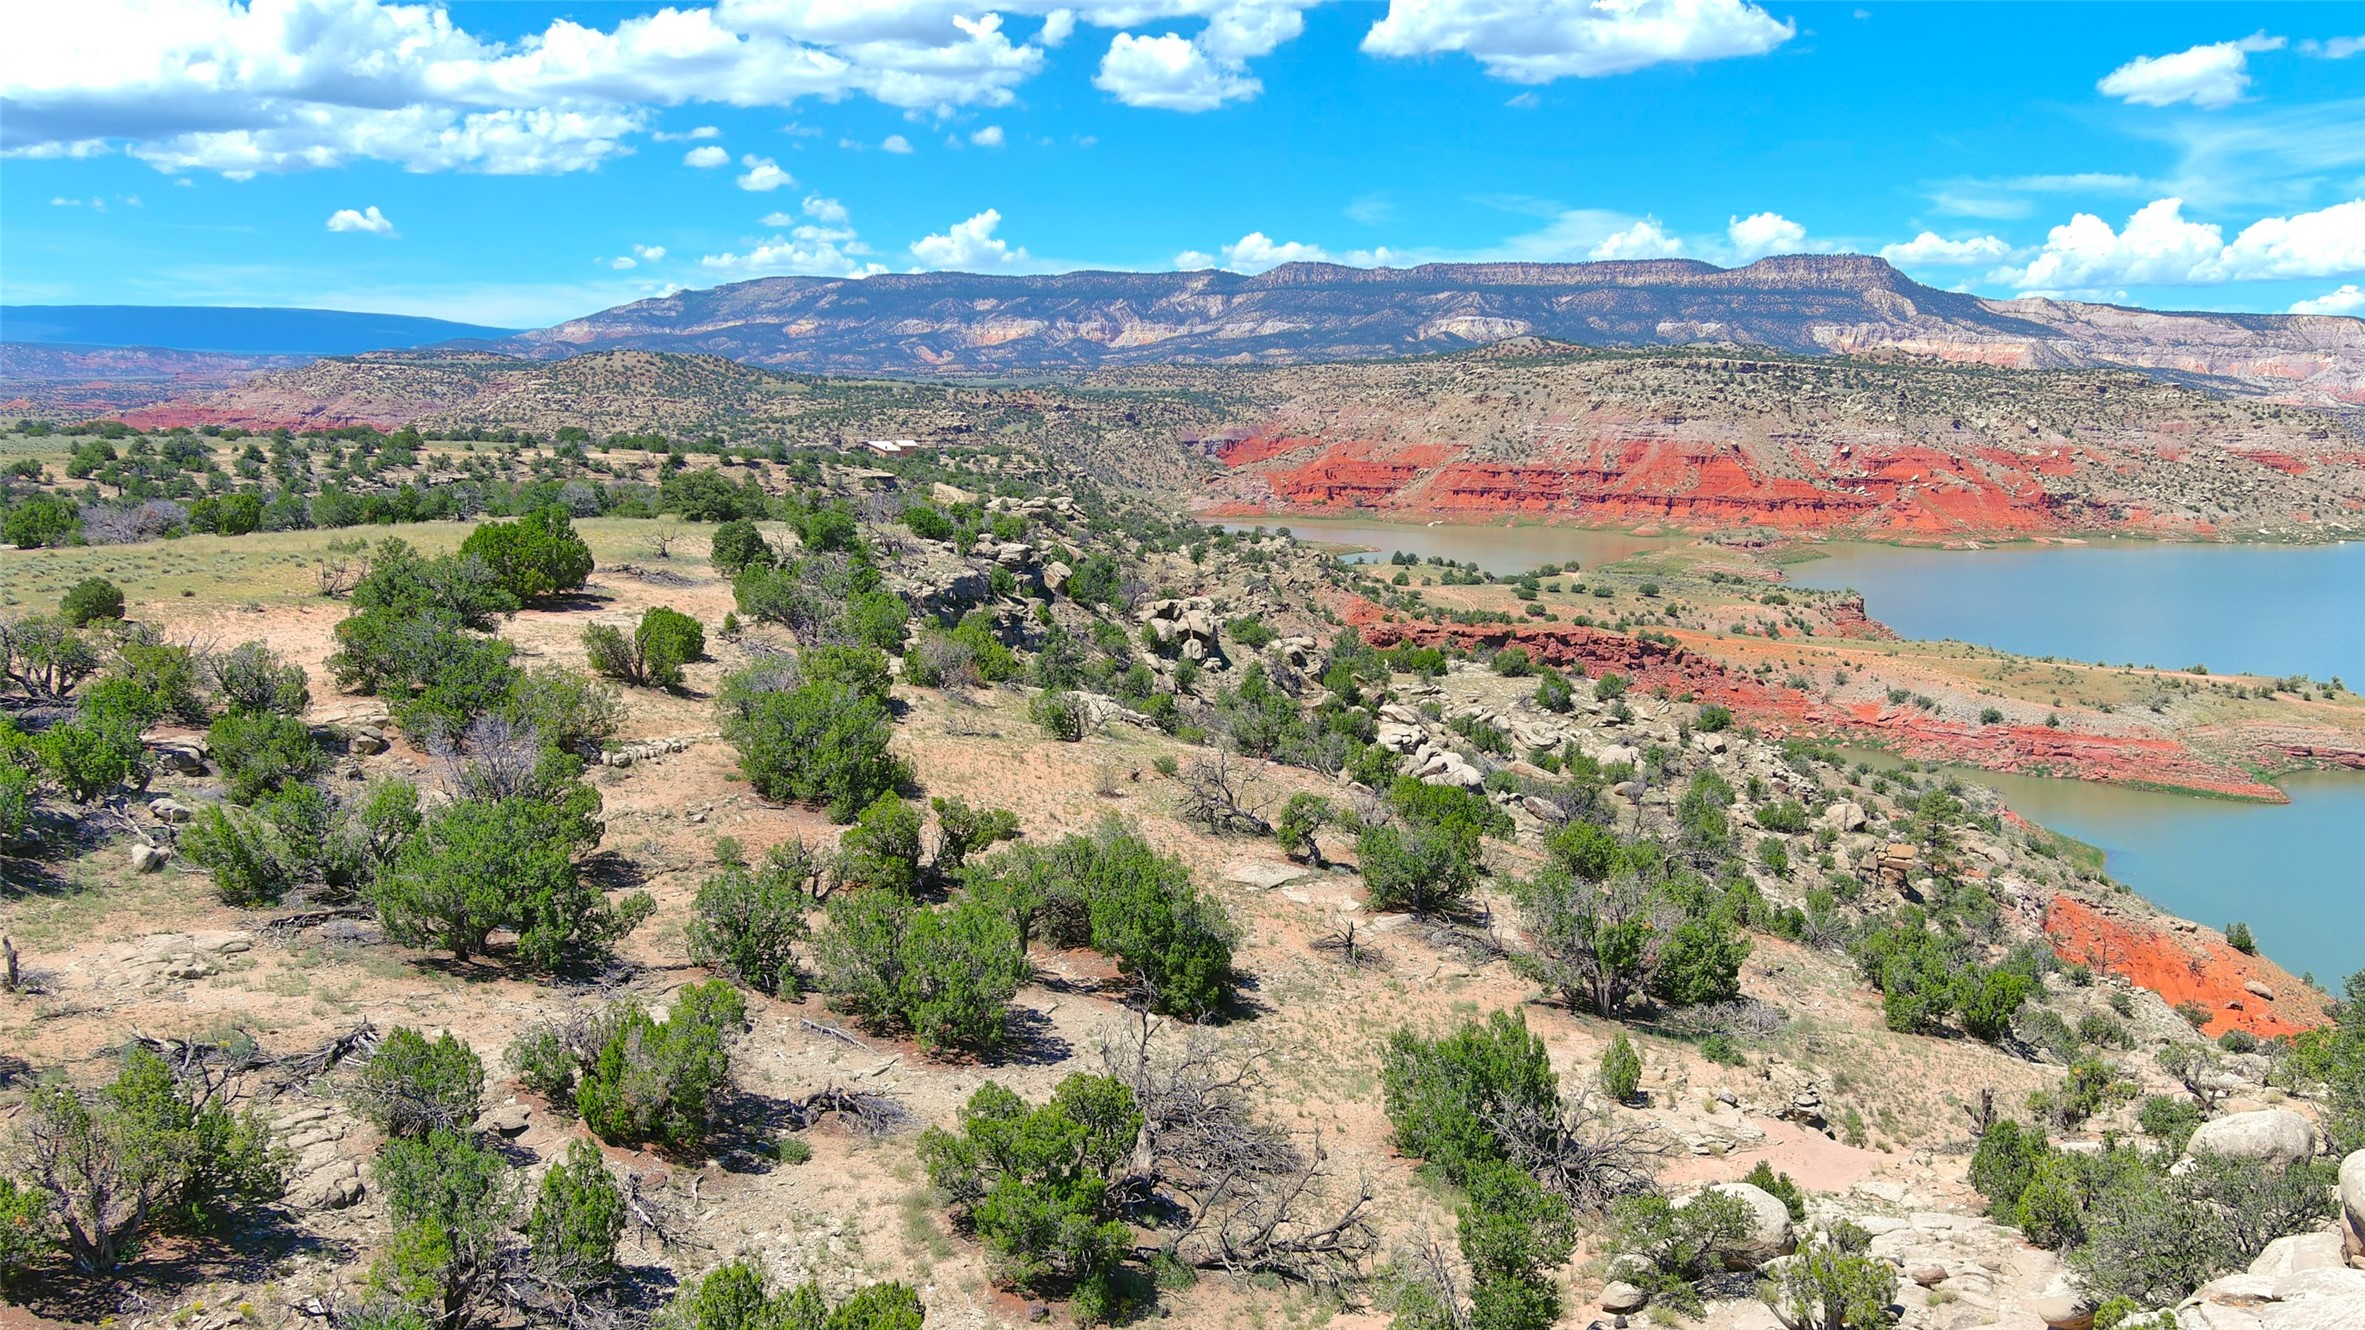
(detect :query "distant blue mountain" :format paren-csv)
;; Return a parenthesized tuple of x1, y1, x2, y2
(0, 305, 519, 356)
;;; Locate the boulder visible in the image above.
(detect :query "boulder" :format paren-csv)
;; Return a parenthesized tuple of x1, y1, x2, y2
(1043, 561, 1073, 593)
(2340, 1150, 2365, 1257)
(2184, 1109, 2318, 1167)
(2029, 1290, 2092, 1329)
(484, 1103, 532, 1139)
(349, 730, 390, 756)
(1599, 1282, 1648, 1313)
(2178, 1265, 2365, 1330)
(1822, 800, 1868, 833)
(1909, 1263, 1949, 1288)
(148, 797, 194, 824)
(151, 742, 208, 775)
(129, 842, 173, 873)
(1695, 1181, 1794, 1268)
(2248, 1233, 2344, 1279)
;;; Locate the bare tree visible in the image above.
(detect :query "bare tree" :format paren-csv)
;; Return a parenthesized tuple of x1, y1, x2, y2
(315, 537, 370, 598)
(1177, 747, 1272, 836)
(648, 521, 682, 559)
(433, 713, 548, 802)
(1099, 1015, 1376, 1288)
(1480, 1087, 1667, 1217)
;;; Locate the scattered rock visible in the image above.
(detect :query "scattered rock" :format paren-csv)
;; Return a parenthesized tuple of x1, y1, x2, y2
(2245, 979, 2278, 1002)
(1224, 861, 1313, 891)
(484, 1103, 532, 1138)
(1910, 1263, 1949, 1288)
(129, 842, 173, 873)
(148, 797, 194, 824)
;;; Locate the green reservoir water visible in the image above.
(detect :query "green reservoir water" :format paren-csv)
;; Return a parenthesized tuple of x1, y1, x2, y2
(1285, 517, 2365, 983)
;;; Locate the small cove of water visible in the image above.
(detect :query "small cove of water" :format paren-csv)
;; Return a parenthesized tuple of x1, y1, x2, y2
(1787, 539, 2365, 686)
(1273, 517, 2365, 983)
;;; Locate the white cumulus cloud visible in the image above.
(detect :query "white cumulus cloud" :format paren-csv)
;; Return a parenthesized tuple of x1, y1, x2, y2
(1588, 218, 1683, 260)
(702, 193, 880, 278)
(1095, 32, 1254, 110)
(1998, 198, 2365, 292)
(2290, 284, 2364, 315)
(970, 124, 1005, 147)
(1362, 0, 1794, 83)
(737, 154, 793, 190)
(1878, 232, 2013, 266)
(2096, 34, 2284, 110)
(326, 204, 394, 235)
(882, 134, 914, 154)
(684, 145, 730, 167)
(1727, 211, 1807, 261)
(910, 208, 1029, 270)
(1175, 232, 1336, 273)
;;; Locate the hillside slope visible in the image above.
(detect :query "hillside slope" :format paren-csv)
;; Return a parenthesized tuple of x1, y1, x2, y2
(110, 341, 2365, 538)
(508, 256, 2365, 404)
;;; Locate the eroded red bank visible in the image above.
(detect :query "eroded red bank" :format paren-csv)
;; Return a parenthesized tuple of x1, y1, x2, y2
(1343, 604, 2284, 800)
(1218, 436, 2231, 537)
(2045, 897, 2325, 1038)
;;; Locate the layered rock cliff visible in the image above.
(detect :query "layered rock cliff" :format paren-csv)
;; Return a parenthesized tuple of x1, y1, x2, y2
(504, 256, 2365, 404)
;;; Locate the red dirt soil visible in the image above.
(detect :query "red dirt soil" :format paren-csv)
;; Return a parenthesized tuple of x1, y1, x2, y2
(2044, 896, 2327, 1038)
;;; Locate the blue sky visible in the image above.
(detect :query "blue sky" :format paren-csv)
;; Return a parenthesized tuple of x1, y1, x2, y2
(3, 1, 2361, 328)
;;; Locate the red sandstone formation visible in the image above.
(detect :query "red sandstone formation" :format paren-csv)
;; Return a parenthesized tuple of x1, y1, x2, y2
(2045, 896, 2326, 1038)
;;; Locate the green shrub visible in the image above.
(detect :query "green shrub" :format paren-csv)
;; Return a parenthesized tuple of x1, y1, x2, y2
(458, 505, 594, 603)
(687, 844, 818, 997)
(1489, 646, 1532, 677)
(1772, 1229, 1898, 1330)
(1695, 703, 1733, 732)
(183, 802, 297, 906)
(4, 494, 82, 548)
(1534, 670, 1574, 713)
(1029, 687, 1088, 741)
(208, 710, 325, 803)
(1275, 792, 1334, 863)
(837, 794, 925, 894)
(666, 1259, 924, 1330)
(1954, 968, 2034, 1044)
(59, 577, 124, 626)
(14, 1047, 282, 1273)
(720, 671, 907, 822)
(352, 1027, 484, 1139)
(1604, 1189, 1755, 1314)
(812, 888, 1029, 1054)
(1744, 1161, 1807, 1222)
(1380, 1010, 1558, 1185)
(2224, 921, 2255, 954)
(576, 980, 748, 1153)
(371, 1129, 515, 1323)
(1599, 1031, 1642, 1103)
(591, 606, 708, 690)
(0, 1175, 48, 1289)
(210, 641, 311, 716)
(369, 796, 652, 971)
(1593, 673, 1628, 702)
(709, 519, 773, 576)
(1699, 1033, 1744, 1066)
(528, 1139, 625, 1287)
(918, 1077, 1140, 1318)
(1358, 820, 1480, 916)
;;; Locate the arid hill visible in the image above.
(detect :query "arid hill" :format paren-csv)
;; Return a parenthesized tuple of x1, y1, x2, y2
(507, 256, 2365, 405)
(107, 341, 2365, 539)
